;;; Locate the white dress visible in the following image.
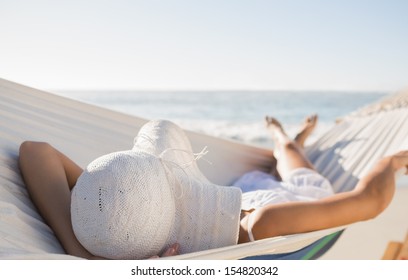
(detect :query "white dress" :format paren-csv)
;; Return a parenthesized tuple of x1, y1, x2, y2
(233, 168, 334, 210)
(233, 167, 335, 242)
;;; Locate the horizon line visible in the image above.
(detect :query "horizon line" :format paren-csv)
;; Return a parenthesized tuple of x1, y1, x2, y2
(51, 88, 393, 94)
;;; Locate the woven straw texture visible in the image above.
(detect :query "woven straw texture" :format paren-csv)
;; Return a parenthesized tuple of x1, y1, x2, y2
(71, 120, 242, 259)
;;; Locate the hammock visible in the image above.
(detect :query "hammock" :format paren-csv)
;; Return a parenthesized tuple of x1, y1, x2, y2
(1, 78, 407, 260)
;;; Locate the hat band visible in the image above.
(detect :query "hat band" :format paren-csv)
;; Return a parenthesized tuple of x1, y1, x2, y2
(134, 133, 210, 163)
(159, 146, 210, 167)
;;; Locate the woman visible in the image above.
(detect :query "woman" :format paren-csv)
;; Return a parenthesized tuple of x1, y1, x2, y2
(18, 116, 408, 259)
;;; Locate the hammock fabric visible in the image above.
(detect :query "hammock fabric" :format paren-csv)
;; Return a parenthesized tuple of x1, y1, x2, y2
(1, 78, 407, 259)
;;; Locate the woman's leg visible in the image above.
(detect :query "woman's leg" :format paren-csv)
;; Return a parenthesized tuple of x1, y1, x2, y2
(293, 114, 318, 148)
(267, 115, 318, 180)
(265, 116, 315, 180)
(19, 141, 93, 259)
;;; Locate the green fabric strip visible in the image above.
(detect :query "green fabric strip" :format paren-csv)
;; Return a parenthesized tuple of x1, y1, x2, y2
(301, 232, 341, 260)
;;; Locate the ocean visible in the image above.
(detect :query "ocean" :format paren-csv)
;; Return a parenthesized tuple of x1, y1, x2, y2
(56, 90, 388, 147)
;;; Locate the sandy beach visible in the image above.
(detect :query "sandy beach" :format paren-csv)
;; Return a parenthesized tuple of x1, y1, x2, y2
(321, 178, 408, 260)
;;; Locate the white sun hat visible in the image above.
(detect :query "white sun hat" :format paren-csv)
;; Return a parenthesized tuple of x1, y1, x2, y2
(71, 120, 242, 259)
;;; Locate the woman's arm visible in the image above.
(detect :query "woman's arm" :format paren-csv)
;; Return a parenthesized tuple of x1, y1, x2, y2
(19, 141, 93, 259)
(248, 151, 408, 240)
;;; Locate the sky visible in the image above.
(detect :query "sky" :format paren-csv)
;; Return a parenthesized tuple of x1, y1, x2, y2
(0, 0, 407, 92)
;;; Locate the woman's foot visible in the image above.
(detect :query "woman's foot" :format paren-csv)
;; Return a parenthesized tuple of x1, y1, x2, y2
(265, 116, 287, 143)
(294, 114, 318, 147)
